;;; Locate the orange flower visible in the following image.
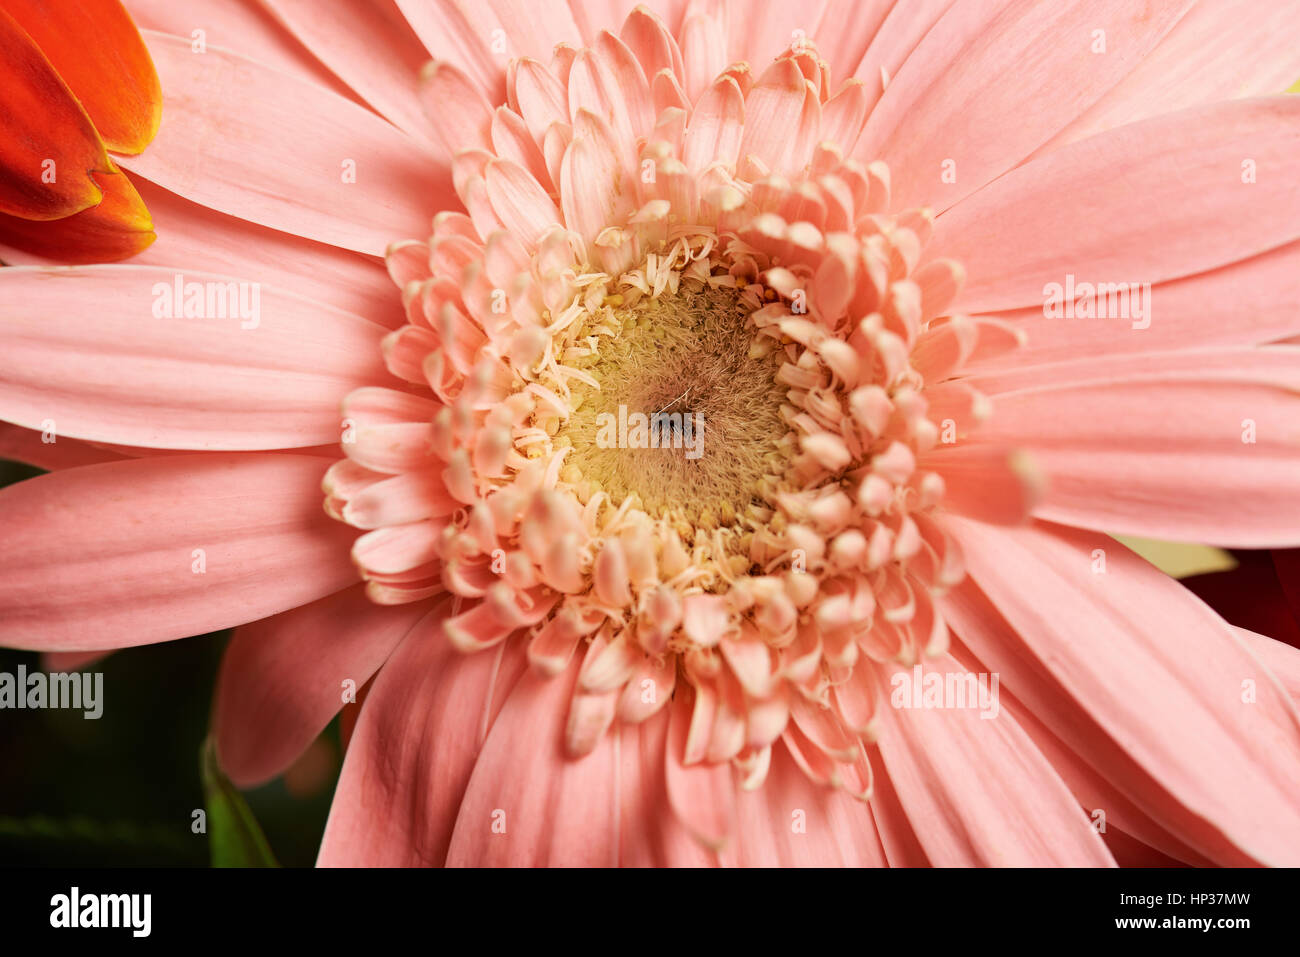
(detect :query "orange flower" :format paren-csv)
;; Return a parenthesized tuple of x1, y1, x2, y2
(0, 0, 159, 262)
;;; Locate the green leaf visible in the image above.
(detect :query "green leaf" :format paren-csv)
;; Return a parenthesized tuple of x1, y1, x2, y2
(200, 735, 278, 867)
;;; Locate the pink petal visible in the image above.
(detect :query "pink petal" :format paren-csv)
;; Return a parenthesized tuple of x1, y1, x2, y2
(927, 96, 1300, 314)
(664, 685, 735, 849)
(611, 708, 721, 866)
(921, 446, 1044, 526)
(955, 351, 1300, 545)
(679, 13, 727, 104)
(491, 107, 551, 190)
(963, 240, 1300, 373)
(947, 631, 1215, 864)
(488, 0, 583, 61)
(0, 422, 125, 471)
(510, 57, 569, 143)
(873, 656, 1115, 865)
(682, 75, 744, 173)
(560, 129, 630, 245)
(570, 0, 657, 45)
(262, 0, 438, 140)
(731, 741, 888, 865)
(852, 0, 955, 116)
(865, 744, 931, 865)
(342, 389, 441, 474)
(620, 4, 684, 86)
(0, 454, 359, 650)
(352, 522, 443, 577)
(0, 266, 388, 451)
(133, 179, 406, 329)
(567, 47, 637, 146)
(215, 585, 429, 787)
(724, 0, 825, 65)
(595, 30, 655, 137)
(969, 342, 1300, 396)
(0, 178, 405, 333)
(125, 0, 357, 96)
(484, 159, 562, 248)
(419, 60, 494, 154)
(811, 0, 894, 82)
(121, 32, 453, 257)
(1238, 627, 1300, 704)
(739, 58, 819, 176)
(819, 78, 868, 154)
(1039, 0, 1300, 155)
(319, 619, 530, 865)
(857, 0, 1190, 213)
(394, 0, 507, 101)
(943, 518, 1300, 866)
(445, 655, 623, 865)
(341, 469, 458, 530)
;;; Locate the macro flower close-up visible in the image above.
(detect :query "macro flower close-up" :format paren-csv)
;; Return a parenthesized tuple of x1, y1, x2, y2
(2, 0, 1300, 876)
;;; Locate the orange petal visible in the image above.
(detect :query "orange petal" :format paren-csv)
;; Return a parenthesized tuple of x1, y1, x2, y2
(0, 162, 154, 262)
(2, 0, 161, 154)
(0, 7, 111, 219)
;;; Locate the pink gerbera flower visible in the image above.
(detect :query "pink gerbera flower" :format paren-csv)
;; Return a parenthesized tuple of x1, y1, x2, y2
(3, 0, 1300, 867)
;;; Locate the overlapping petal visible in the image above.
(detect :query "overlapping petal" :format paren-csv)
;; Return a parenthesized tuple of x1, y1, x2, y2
(0, 454, 359, 650)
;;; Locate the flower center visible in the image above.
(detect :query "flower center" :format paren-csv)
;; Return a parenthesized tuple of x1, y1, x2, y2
(555, 281, 793, 532)
(328, 22, 1036, 793)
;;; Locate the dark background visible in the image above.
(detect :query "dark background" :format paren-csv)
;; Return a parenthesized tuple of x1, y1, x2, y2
(0, 629, 339, 867)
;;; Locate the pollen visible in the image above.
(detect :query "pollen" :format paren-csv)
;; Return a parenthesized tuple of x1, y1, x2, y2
(558, 281, 794, 529)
